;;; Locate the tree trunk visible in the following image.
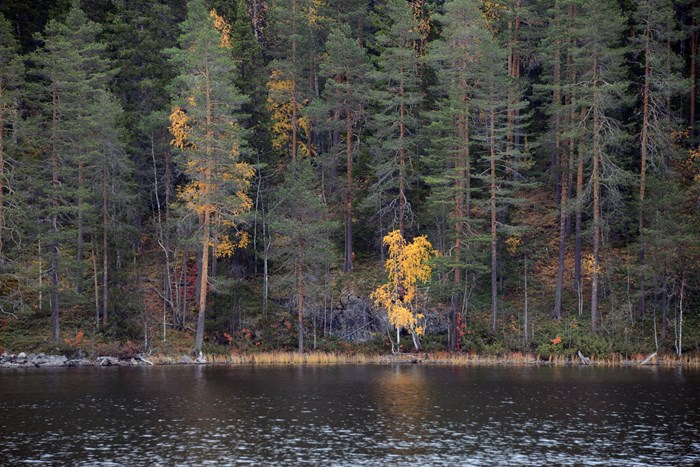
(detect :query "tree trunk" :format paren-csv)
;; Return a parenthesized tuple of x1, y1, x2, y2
(102, 163, 109, 325)
(152, 135, 173, 340)
(194, 206, 210, 354)
(399, 73, 406, 236)
(591, 57, 600, 332)
(291, 0, 298, 161)
(661, 279, 668, 341)
(92, 240, 99, 326)
(508, 1, 521, 180)
(553, 104, 569, 320)
(297, 236, 304, 353)
(490, 107, 498, 332)
(263, 213, 270, 314)
(523, 248, 529, 344)
(195, 66, 214, 354)
(575, 106, 586, 301)
(76, 160, 84, 295)
(676, 275, 685, 356)
(344, 106, 353, 272)
(639, 13, 651, 317)
(565, 5, 576, 237)
(451, 105, 469, 350)
(50, 69, 60, 343)
(552, 4, 562, 205)
(0, 83, 5, 261)
(691, 1, 697, 143)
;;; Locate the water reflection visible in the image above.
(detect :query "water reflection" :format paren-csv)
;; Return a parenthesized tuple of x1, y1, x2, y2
(0, 365, 698, 465)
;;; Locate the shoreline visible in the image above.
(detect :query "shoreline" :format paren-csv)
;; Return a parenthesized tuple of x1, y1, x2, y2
(2, 350, 699, 369)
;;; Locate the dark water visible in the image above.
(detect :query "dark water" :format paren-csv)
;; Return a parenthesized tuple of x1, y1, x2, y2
(1, 365, 698, 465)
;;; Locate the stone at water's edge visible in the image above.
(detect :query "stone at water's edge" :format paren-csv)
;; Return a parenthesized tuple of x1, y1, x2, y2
(1, 352, 68, 368)
(0, 352, 155, 368)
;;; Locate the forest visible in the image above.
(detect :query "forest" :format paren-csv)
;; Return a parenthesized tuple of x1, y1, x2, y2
(0, 0, 698, 361)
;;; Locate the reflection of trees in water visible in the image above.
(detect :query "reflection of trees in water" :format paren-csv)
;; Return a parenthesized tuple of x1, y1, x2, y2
(372, 365, 433, 448)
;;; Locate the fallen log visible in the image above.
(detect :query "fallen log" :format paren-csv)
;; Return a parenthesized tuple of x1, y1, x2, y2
(577, 350, 591, 365)
(640, 352, 657, 366)
(137, 354, 154, 366)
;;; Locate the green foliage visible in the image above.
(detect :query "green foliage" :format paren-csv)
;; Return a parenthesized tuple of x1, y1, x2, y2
(0, 0, 699, 358)
(366, 0, 423, 233)
(270, 158, 336, 307)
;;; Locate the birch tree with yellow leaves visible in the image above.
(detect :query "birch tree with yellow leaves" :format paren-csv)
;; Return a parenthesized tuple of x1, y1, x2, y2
(168, 0, 254, 354)
(372, 230, 437, 351)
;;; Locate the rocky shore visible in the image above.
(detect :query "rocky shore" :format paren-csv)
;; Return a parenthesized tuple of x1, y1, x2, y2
(0, 352, 163, 368)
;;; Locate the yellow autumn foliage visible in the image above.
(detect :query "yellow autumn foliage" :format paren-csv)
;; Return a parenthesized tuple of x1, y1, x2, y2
(479, 0, 508, 30)
(505, 235, 521, 255)
(169, 106, 193, 149)
(216, 232, 249, 258)
(410, 0, 431, 46)
(371, 230, 437, 338)
(210, 9, 233, 49)
(267, 69, 315, 157)
(306, 0, 327, 26)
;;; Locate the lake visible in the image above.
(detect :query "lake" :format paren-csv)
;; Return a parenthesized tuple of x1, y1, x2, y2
(1, 364, 698, 465)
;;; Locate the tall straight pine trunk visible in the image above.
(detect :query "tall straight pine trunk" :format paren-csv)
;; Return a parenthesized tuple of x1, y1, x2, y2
(399, 72, 406, 236)
(297, 235, 304, 353)
(591, 57, 601, 332)
(638, 13, 652, 317)
(344, 104, 353, 272)
(50, 69, 60, 342)
(575, 106, 586, 303)
(194, 66, 213, 354)
(490, 106, 498, 332)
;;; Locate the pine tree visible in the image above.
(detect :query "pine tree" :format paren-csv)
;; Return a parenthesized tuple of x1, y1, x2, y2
(571, 0, 628, 331)
(29, 1, 121, 341)
(315, 24, 372, 272)
(270, 158, 335, 353)
(467, 18, 527, 332)
(541, 0, 577, 320)
(632, 0, 685, 316)
(424, 0, 489, 347)
(167, 0, 255, 354)
(324, 0, 369, 43)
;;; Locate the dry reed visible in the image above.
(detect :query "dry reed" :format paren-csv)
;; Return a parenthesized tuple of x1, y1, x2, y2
(144, 350, 700, 368)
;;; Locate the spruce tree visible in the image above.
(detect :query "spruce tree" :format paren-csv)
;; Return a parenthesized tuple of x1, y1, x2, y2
(267, 0, 316, 160)
(167, 0, 254, 354)
(106, 0, 185, 331)
(369, 0, 423, 237)
(0, 14, 24, 263)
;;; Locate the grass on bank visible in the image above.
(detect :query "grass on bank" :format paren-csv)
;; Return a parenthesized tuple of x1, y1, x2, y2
(137, 350, 700, 367)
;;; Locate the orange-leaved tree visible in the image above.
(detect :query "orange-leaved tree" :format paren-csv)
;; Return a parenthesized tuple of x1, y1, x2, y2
(372, 230, 437, 352)
(168, 0, 254, 354)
